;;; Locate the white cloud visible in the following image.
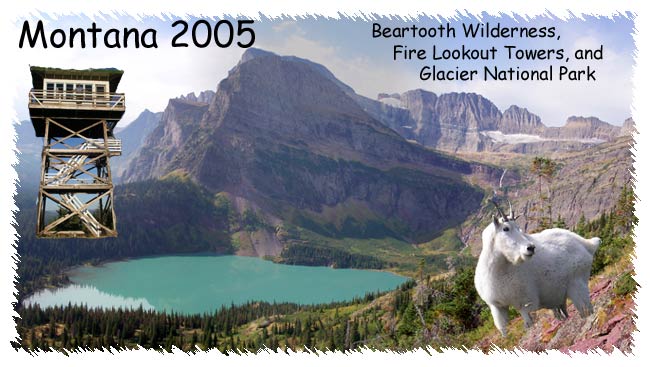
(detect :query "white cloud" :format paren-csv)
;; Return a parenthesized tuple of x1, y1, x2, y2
(272, 20, 301, 33)
(472, 38, 633, 125)
(11, 17, 634, 128)
(258, 19, 634, 126)
(11, 18, 243, 125)
(258, 28, 416, 100)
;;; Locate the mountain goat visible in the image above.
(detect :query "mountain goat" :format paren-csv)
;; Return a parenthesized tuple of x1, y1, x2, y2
(474, 201, 600, 336)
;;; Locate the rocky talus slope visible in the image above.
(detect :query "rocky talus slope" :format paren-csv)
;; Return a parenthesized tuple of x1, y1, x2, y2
(474, 259, 636, 353)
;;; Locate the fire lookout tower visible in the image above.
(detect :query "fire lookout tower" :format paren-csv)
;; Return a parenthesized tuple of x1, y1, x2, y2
(28, 67, 125, 238)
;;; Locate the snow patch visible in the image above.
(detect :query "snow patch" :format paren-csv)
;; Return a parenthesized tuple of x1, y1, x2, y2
(483, 131, 546, 144)
(482, 131, 606, 145)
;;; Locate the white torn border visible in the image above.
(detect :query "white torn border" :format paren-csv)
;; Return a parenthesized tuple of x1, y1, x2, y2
(0, 1, 647, 366)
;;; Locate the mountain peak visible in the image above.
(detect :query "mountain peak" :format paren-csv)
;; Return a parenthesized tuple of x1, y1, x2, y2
(621, 117, 636, 136)
(178, 90, 216, 105)
(123, 48, 492, 242)
(239, 48, 279, 64)
(237, 48, 355, 95)
(499, 105, 543, 134)
(541, 115, 619, 141)
(504, 105, 531, 114)
(565, 115, 609, 127)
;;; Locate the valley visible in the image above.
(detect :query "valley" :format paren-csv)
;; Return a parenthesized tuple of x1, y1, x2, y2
(12, 48, 635, 353)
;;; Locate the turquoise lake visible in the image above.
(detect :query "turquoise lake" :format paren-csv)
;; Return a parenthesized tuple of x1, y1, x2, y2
(24, 255, 408, 314)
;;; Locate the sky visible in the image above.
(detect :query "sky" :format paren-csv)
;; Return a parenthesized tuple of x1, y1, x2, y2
(10, 13, 636, 127)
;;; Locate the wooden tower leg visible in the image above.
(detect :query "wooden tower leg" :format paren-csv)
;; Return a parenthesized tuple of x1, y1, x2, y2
(35, 118, 119, 238)
(28, 67, 125, 239)
(36, 118, 50, 236)
(101, 119, 116, 236)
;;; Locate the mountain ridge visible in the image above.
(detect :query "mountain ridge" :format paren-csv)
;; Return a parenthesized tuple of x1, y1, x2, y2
(121, 48, 632, 259)
(113, 109, 162, 182)
(372, 90, 632, 153)
(122, 48, 504, 248)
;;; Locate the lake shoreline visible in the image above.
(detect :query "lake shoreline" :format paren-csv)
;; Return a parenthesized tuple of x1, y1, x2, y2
(17, 250, 234, 302)
(18, 249, 411, 303)
(22, 254, 410, 315)
(69, 251, 411, 279)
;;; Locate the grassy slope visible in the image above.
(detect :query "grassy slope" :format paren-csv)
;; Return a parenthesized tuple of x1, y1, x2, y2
(18, 253, 634, 353)
(210, 241, 635, 354)
(215, 138, 637, 353)
(14, 129, 635, 353)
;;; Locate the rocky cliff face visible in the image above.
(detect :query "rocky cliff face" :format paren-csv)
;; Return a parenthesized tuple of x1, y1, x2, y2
(367, 90, 502, 152)
(123, 49, 502, 243)
(113, 109, 162, 182)
(543, 116, 620, 141)
(621, 117, 636, 137)
(120, 48, 631, 261)
(518, 136, 634, 230)
(409, 91, 502, 152)
(122, 98, 209, 182)
(462, 135, 634, 255)
(179, 90, 216, 104)
(498, 105, 545, 134)
(354, 95, 417, 142)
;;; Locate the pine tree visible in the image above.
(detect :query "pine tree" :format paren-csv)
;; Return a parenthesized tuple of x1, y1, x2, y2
(397, 303, 418, 337)
(191, 330, 198, 349)
(48, 318, 56, 339)
(530, 157, 559, 230)
(29, 328, 36, 349)
(62, 326, 69, 348)
(138, 330, 148, 347)
(553, 215, 567, 229)
(575, 214, 587, 236)
(615, 184, 637, 232)
(328, 332, 336, 351)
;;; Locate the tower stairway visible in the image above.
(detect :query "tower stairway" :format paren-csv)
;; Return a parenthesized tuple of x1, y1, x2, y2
(44, 140, 118, 237)
(60, 193, 102, 237)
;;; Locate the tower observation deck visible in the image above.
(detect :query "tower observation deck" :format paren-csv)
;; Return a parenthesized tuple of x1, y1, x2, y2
(28, 66, 125, 238)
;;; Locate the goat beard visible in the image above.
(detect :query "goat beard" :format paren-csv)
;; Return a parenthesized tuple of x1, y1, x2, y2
(504, 251, 529, 265)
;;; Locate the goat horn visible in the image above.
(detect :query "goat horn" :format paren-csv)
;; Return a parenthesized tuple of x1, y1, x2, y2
(490, 199, 507, 221)
(508, 199, 515, 220)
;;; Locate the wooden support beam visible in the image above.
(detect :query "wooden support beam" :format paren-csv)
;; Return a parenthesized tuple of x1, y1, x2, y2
(46, 118, 104, 148)
(36, 117, 118, 238)
(44, 152, 109, 185)
(41, 190, 111, 234)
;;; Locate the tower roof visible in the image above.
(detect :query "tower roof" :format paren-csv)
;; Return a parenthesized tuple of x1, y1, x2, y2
(30, 66, 124, 92)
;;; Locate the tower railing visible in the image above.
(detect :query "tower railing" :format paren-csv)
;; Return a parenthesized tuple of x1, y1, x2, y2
(29, 89, 126, 110)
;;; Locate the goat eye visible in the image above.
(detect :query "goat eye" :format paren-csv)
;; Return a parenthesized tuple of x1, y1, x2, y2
(503, 227, 510, 232)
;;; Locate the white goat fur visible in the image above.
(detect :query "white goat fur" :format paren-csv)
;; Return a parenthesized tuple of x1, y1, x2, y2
(474, 218, 600, 336)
